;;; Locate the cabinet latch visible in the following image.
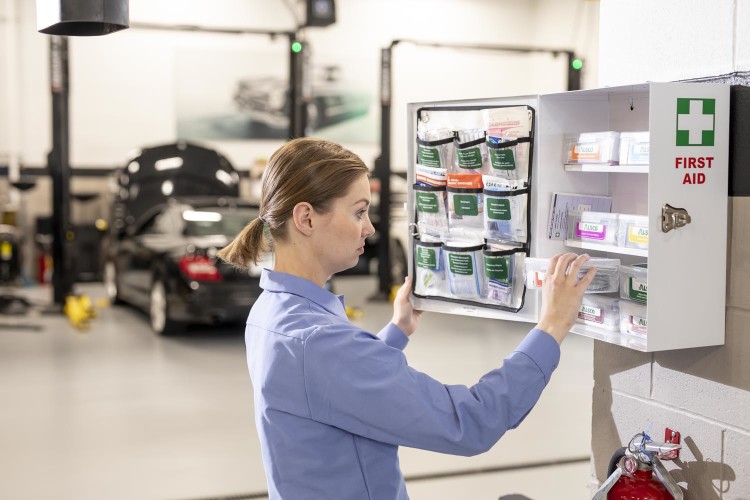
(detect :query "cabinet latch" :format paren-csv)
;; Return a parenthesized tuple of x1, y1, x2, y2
(661, 204, 691, 233)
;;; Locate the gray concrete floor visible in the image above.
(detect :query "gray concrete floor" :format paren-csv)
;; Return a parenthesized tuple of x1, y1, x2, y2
(0, 276, 594, 500)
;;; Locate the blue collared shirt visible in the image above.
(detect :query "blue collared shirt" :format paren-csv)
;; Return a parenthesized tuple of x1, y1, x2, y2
(245, 269, 560, 500)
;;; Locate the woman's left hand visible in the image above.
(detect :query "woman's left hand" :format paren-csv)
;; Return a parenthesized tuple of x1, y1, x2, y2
(391, 276, 422, 336)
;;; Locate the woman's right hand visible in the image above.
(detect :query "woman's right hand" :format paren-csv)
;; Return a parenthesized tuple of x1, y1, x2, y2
(535, 253, 597, 345)
(391, 276, 422, 336)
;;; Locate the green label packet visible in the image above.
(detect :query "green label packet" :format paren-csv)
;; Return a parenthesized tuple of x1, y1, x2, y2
(628, 277, 648, 302)
(486, 197, 511, 220)
(418, 145, 441, 167)
(484, 255, 510, 282)
(456, 147, 483, 169)
(417, 247, 438, 270)
(416, 192, 439, 213)
(453, 195, 478, 216)
(448, 253, 474, 275)
(489, 148, 516, 170)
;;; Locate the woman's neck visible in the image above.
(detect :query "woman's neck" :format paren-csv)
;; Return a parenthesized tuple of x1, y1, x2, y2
(273, 242, 329, 287)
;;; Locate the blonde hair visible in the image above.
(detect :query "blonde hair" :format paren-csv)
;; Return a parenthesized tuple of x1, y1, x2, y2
(218, 138, 369, 268)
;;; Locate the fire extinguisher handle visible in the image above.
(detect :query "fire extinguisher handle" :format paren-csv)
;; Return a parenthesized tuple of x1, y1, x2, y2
(653, 457, 684, 500)
(591, 465, 623, 500)
(591, 447, 628, 500)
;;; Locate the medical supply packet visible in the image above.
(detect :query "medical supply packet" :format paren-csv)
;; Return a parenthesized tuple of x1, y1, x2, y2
(524, 257, 620, 293)
(547, 193, 612, 240)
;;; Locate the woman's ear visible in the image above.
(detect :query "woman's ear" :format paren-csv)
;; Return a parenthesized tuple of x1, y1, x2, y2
(291, 202, 314, 236)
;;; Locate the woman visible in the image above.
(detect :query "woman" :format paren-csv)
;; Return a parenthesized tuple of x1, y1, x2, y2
(219, 138, 595, 500)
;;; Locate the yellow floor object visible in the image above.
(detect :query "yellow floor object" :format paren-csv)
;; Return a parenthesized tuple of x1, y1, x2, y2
(389, 285, 401, 303)
(345, 305, 364, 320)
(64, 294, 97, 330)
(94, 298, 110, 309)
(345, 284, 400, 320)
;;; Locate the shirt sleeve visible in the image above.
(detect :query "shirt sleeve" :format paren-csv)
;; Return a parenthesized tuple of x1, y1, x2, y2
(303, 326, 560, 457)
(377, 323, 409, 351)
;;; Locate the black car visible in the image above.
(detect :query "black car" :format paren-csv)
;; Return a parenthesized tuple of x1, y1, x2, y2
(104, 196, 266, 335)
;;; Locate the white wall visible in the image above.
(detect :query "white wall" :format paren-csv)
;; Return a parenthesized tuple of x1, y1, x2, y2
(594, 1, 750, 497)
(600, 0, 744, 86)
(1, 0, 599, 173)
(531, 0, 599, 91)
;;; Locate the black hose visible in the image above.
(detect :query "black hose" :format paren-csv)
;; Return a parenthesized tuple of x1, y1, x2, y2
(607, 447, 628, 477)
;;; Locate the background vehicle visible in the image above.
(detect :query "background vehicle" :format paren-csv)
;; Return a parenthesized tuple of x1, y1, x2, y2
(105, 198, 266, 335)
(104, 142, 263, 334)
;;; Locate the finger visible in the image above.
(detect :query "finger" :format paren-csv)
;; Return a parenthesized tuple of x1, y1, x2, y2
(396, 277, 412, 301)
(553, 253, 578, 281)
(577, 267, 597, 288)
(566, 253, 591, 282)
(545, 254, 562, 281)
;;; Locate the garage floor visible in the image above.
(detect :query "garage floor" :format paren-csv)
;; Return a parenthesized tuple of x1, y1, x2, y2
(0, 276, 595, 500)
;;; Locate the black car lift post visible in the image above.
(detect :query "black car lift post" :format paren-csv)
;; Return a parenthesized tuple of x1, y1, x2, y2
(49, 35, 73, 306)
(288, 33, 308, 139)
(373, 39, 582, 299)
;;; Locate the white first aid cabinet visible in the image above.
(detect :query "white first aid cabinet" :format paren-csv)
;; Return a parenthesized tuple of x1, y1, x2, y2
(406, 82, 729, 352)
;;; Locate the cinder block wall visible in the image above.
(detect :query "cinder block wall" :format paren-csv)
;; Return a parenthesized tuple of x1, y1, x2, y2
(593, 1, 750, 498)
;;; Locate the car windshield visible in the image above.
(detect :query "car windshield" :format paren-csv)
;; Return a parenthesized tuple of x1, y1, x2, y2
(182, 208, 258, 237)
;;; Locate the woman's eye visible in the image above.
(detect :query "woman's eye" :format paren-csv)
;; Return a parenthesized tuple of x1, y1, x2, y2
(356, 210, 366, 219)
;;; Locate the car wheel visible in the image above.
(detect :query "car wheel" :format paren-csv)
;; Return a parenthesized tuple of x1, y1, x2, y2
(103, 261, 124, 304)
(149, 278, 180, 335)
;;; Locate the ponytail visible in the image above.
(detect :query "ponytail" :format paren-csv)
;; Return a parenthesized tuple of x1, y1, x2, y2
(217, 217, 267, 268)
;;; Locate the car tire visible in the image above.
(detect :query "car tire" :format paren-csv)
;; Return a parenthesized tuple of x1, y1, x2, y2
(103, 261, 124, 305)
(149, 278, 181, 336)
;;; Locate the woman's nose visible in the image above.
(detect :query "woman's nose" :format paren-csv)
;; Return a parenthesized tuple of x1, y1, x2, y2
(364, 218, 376, 237)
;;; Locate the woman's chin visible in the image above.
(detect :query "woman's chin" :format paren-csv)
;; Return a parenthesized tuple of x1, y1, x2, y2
(335, 256, 361, 275)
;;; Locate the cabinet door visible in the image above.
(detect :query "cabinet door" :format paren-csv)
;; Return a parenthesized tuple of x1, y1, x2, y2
(647, 83, 729, 350)
(406, 96, 541, 323)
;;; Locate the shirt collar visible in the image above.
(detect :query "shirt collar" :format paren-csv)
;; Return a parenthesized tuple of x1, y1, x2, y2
(259, 268, 347, 319)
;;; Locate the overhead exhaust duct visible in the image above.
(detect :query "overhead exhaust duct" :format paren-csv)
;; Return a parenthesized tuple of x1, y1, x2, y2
(36, 0, 128, 36)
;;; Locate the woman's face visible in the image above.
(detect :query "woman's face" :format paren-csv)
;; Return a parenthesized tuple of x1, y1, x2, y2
(312, 173, 376, 277)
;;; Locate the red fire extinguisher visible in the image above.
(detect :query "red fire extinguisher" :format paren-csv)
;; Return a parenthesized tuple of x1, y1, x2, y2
(592, 429, 683, 500)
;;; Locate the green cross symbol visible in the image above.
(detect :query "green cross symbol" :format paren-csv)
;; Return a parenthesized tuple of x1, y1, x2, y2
(676, 98, 715, 146)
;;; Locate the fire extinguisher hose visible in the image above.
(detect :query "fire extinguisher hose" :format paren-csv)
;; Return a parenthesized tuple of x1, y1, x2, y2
(607, 447, 628, 477)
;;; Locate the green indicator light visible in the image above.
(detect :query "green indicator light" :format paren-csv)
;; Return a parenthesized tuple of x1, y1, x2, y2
(572, 58, 583, 70)
(291, 41, 303, 53)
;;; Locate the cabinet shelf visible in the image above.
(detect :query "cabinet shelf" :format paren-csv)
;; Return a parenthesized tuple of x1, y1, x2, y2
(564, 163, 649, 173)
(570, 323, 647, 351)
(564, 240, 648, 257)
